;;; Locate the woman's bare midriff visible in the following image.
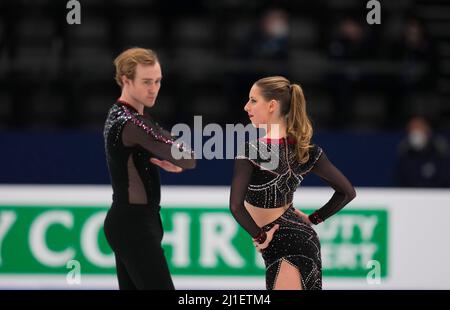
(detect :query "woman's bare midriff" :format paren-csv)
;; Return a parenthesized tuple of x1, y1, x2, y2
(244, 201, 291, 227)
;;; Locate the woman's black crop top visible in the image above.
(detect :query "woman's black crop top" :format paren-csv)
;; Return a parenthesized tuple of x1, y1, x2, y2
(229, 137, 356, 238)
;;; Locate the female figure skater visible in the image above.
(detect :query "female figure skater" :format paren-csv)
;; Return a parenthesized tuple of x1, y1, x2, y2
(229, 76, 356, 290)
(103, 48, 196, 290)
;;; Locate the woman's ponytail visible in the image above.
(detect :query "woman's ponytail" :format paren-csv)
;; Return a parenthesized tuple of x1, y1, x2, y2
(287, 84, 313, 164)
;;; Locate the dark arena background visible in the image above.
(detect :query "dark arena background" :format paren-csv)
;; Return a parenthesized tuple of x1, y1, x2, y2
(0, 0, 449, 291)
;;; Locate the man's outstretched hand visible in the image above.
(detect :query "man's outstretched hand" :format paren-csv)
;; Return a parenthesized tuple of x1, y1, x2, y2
(150, 158, 183, 173)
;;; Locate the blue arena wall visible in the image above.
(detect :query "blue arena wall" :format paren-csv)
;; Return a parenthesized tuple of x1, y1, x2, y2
(3, 131, 442, 187)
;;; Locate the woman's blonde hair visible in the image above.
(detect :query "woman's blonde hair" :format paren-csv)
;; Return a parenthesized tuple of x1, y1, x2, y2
(254, 76, 313, 164)
(113, 47, 159, 88)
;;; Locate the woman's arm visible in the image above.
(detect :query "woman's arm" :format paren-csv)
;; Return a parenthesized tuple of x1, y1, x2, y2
(308, 151, 356, 224)
(229, 158, 266, 240)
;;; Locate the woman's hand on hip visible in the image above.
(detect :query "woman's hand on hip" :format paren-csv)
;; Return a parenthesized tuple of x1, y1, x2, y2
(253, 224, 279, 253)
(294, 208, 312, 225)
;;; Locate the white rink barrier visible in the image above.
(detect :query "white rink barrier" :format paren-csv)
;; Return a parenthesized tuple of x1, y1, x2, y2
(0, 185, 449, 289)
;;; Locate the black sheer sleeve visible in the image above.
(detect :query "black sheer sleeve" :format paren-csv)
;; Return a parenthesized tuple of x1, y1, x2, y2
(308, 151, 356, 224)
(229, 158, 263, 238)
(143, 111, 176, 141)
(122, 118, 196, 170)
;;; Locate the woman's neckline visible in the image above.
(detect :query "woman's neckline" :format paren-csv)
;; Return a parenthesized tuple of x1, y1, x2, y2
(259, 136, 296, 144)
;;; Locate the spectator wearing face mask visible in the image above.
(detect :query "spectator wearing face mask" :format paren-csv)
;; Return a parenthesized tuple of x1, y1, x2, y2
(394, 116, 450, 187)
(238, 8, 290, 60)
(229, 8, 291, 125)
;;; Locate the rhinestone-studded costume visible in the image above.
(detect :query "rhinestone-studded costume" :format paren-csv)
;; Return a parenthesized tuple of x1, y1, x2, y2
(103, 100, 195, 289)
(230, 137, 355, 290)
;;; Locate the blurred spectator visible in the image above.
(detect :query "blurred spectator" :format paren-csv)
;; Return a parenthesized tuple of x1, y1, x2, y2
(242, 8, 290, 60)
(229, 8, 290, 124)
(327, 17, 375, 128)
(393, 18, 437, 88)
(329, 18, 373, 61)
(395, 116, 450, 187)
(386, 18, 437, 128)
